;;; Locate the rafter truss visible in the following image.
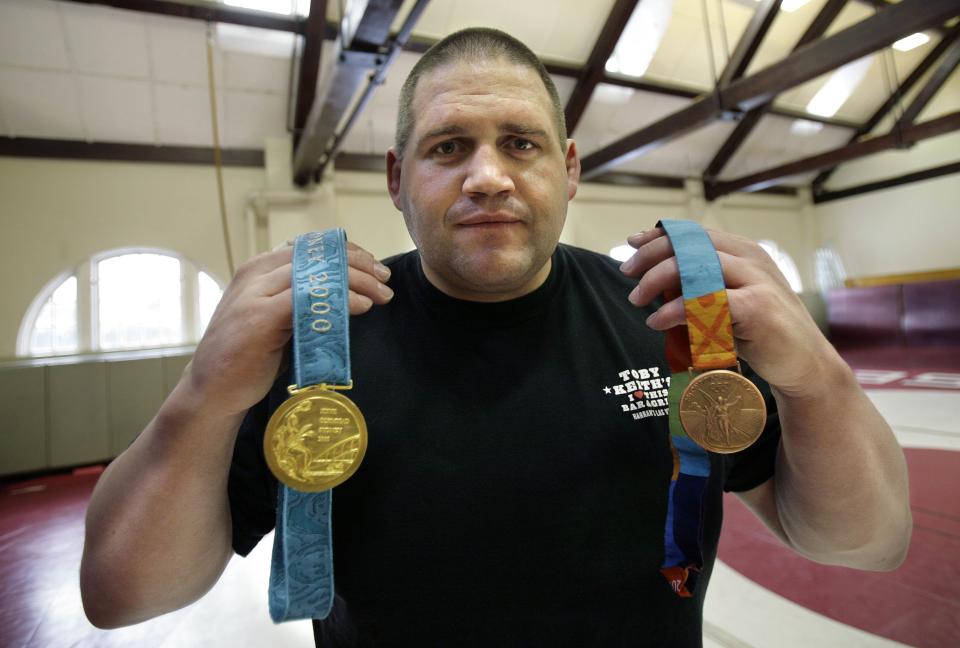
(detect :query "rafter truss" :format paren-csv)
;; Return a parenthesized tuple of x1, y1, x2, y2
(703, 0, 849, 184)
(583, 0, 958, 181)
(46, 0, 960, 201)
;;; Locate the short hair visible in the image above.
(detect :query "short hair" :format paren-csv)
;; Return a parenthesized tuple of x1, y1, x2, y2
(394, 27, 567, 157)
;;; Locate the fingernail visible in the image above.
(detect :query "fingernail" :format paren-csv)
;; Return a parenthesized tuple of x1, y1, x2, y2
(620, 255, 636, 273)
(379, 283, 394, 299)
(374, 262, 391, 281)
(627, 231, 645, 242)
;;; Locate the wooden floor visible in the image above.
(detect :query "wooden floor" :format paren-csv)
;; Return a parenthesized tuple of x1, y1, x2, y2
(2, 349, 958, 648)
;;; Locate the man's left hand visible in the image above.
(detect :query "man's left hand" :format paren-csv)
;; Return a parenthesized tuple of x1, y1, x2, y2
(619, 227, 832, 398)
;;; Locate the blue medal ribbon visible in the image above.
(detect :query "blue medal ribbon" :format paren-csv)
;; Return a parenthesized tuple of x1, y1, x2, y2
(269, 228, 351, 622)
(656, 219, 728, 597)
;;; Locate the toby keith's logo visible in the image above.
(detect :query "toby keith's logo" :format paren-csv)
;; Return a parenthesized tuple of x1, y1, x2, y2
(602, 367, 671, 421)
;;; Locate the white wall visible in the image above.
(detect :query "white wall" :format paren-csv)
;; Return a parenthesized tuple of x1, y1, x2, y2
(814, 70, 960, 278)
(816, 172, 960, 278)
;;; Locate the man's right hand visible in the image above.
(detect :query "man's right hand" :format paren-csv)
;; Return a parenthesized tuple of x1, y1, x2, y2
(81, 235, 393, 628)
(184, 240, 394, 419)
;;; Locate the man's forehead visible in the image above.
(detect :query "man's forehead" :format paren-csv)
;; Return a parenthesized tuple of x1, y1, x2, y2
(409, 60, 556, 135)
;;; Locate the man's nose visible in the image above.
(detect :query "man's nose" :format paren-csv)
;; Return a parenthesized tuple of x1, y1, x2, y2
(462, 145, 515, 196)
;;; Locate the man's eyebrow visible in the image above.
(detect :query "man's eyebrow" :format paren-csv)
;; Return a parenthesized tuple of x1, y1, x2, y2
(419, 123, 551, 144)
(501, 123, 550, 138)
(419, 125, 465, 143)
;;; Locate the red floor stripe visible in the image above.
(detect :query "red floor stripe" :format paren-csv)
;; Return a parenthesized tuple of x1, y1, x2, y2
(718, 448, 960, 648)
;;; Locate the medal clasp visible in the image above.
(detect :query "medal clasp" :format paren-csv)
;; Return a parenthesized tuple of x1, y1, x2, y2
(286, 381, 354, 396)
(687, 360, 743, 379)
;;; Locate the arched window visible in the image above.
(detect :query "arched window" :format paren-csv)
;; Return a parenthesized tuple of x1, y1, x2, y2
(18, 249, 225, 357)
(815, 246, 847, 293)
(757, 240, 804, 293)
(27, 274, 79, 356)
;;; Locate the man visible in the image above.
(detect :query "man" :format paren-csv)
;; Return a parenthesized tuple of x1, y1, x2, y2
(81, 28, 911, 645)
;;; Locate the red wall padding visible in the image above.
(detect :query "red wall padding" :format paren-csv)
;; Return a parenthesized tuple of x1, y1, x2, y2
(826, 279, 959, 350)
(826, 285, 902, 349)
(903, 279, 960, 347)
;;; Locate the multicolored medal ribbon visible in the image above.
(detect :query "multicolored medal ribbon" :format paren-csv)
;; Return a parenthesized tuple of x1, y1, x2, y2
(265, 228, 368, 622)
(656, 219, 766, 597)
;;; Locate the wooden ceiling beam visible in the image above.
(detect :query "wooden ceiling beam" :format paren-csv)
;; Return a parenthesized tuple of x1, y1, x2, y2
(813, 24, 960, 190)
(0, 137, 264, 166)
(581, 0, 959, 179)
(292, 0, 328, 140)
(813, 159, 960, 203)
(707, 111, 960, 198)
(564, 0, 641, 134)
(896, 35, 960, 127)
(720, 0, 960, 113)
(579, 99, 720, 180)
(335, 152, 386, 172)
(854, 0, 949, 35)
(703, 0, 849, 185)
(717, 0, 782, 89)
(68, 2, 865, 139)
(291, 0, 418, 186)
(404, 36, 860, 129)
(311, 0, 430, 182)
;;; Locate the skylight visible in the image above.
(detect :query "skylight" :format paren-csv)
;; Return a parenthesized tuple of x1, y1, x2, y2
(893, 33, 930, 52)
(806, 56, 873, 118)
(790, 119, 823, 136)
(223, 0, 310, 16)
(754, 0, 810, 12)
(605, 0, 674, 78)
(779, 0, 811, 12)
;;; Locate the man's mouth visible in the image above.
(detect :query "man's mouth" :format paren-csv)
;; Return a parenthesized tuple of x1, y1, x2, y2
(456, 213, 522, 227)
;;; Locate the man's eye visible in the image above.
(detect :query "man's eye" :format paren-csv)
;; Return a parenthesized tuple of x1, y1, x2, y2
(434, 142, 458, 155)
(512, 138, 535, 151)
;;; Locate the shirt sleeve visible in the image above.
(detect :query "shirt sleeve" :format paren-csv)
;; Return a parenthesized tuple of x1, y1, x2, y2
(227, 377, 286, 556)
(721, 365, 782, 493)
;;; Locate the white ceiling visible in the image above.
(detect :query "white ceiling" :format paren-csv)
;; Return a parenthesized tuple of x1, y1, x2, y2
(0, 0, 956, 186)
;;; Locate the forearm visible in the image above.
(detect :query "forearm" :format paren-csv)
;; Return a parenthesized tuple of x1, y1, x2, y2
(80, 373, 245, 628)
(772, 350, 912, 570)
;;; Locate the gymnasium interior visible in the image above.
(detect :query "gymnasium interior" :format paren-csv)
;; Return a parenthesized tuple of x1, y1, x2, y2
(1, 0, 958, 646)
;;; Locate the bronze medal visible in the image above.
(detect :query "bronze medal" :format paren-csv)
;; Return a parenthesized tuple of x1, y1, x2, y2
(264, 385, 368, 492)
(679, 369, 766, 454)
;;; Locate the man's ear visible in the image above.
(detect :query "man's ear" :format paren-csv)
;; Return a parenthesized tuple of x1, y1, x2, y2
(564, 139, 581, 201)
(386, 148, 403, 211)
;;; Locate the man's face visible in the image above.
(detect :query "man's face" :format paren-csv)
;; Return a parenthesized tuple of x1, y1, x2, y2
(386, 59, 580, 302)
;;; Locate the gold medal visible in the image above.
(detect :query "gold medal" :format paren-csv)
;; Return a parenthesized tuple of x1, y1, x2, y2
(264, 384, 368, 492)
(679, 368, 766, 454)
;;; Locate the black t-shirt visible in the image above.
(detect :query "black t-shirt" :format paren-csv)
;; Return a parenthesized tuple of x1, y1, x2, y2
(228, 244, 781, 647)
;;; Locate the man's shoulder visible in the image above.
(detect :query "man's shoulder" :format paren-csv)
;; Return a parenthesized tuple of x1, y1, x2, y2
(557, 243, 618, 264)
(556, 243, 629, 281)
(380, 249, 417, 268)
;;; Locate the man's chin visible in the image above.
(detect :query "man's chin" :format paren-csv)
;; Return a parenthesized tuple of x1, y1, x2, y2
(453, 251, 549, 298)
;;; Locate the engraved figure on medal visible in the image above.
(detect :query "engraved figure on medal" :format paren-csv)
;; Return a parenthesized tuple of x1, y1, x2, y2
(680, 371, 765, 454)
(265, 390, 368, 492)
